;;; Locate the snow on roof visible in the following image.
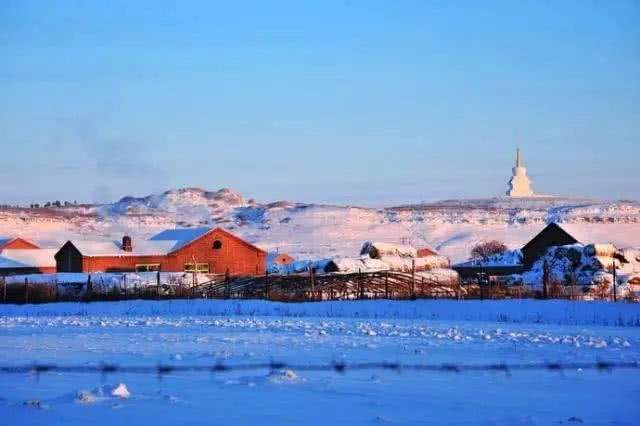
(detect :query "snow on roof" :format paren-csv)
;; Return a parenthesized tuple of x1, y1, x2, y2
(361, 242, 418, 258)
(0, 249, 56, 268)
(149, 227, 212, 251)
(70, 227, 213, 257)
(453, 249, 523, 268)
(70, 239, 177, 257)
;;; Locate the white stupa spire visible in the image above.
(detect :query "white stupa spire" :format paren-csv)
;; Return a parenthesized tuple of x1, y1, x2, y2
(506, 148, 534, 197)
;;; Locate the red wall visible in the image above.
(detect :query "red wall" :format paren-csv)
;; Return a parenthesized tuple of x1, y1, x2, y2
(80, 229, 266, 276)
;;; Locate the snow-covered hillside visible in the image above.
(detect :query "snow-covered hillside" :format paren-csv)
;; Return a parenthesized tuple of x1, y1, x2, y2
(1, 188, 639, 262)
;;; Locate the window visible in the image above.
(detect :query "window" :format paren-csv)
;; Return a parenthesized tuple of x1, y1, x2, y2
(135, 264, 161, 272)
(184, 263, 210, 273)
(213, 240, 223, 250)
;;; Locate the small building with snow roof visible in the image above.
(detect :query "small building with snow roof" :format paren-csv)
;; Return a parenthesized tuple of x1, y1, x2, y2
(55, 227, 266, 275)
(0, 237, 56, 275)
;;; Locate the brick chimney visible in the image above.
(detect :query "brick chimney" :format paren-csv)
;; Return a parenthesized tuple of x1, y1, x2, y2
(122, 235, 132, 252)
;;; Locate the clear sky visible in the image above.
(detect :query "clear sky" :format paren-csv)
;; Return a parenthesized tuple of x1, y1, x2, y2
(1, 0, 639, 206)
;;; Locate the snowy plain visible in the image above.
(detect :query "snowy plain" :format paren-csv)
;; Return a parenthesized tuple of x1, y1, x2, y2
(1, 299, 639, 425)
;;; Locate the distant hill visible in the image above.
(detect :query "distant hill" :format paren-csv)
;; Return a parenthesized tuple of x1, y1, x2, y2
(1, 188, 639, 262)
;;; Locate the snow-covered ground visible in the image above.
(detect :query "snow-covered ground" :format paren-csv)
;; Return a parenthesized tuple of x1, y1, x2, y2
(2, 187, 639, 263)
(1, 300, 639, 425)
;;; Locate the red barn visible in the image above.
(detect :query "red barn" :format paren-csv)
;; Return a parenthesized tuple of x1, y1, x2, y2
(0, 237, 56, 276)
(55, 227, 266, 276)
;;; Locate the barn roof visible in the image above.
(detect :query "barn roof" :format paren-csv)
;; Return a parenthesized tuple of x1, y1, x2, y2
(69, 240, 176, 257)
(149, 227, 212, 252)
(0, 249, 56, 269)
(66, 227, 265, 257)
(521, 223, 579, 252)
(0, 237, 40, 250)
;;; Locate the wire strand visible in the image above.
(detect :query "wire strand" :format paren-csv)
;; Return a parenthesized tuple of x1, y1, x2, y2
(0, 361, 638, 376)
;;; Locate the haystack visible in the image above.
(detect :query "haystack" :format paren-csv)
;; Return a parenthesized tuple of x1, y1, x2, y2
(360, 242, 417, 259)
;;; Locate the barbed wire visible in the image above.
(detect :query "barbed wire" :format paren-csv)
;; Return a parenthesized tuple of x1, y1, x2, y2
(1, 360, 639, 376)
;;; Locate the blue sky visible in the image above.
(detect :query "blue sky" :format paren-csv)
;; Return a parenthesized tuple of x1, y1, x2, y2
(1, 0, 639, 206)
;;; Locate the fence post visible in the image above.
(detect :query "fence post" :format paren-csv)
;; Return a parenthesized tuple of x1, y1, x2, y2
(25, 277, 29, 304)
(358, 269, 364, 299)
(157, 271, 161, 300)
(86, 274, 92, 302)
(309, 268, 315, 300)
(411, 259, 415, 299)
(123, 274, 127, 299)
(612, 261, 617, 302)
(542, 259, 548, 299)
(265, 270, 270, 300)
(385, 272, 389, 299)
(225, 268, 230, 299)
(2, 276, 5, 304)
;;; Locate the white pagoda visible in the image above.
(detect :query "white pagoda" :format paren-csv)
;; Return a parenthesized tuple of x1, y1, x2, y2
(506, 148, 534, 197)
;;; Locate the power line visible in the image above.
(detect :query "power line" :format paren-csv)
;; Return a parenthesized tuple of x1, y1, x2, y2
(0, 361, 638, 376)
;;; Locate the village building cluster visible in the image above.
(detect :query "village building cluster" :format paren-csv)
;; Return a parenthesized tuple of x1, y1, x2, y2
(0, 152, 637, 298)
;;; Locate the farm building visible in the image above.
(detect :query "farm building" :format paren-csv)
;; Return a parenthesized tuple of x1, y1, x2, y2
(0, 237, 40, 250)
(417, 247, 438, 257)
(452, 263, 525, 279)
(55, 227, 266, 275)
(268, 252, 294, 266)
(521, 223, 579, 268)
(454, 223, 582, 279)
(0, 237, 56, 276)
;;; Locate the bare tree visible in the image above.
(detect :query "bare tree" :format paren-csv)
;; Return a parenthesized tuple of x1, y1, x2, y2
(471, 240, 508, 260)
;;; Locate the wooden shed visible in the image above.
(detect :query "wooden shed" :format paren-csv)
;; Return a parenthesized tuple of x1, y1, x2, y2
(0, 237, 56, 276)
(521, 223, 579, 269)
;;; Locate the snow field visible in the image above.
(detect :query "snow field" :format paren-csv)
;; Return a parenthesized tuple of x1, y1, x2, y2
(1, 300, 639, 425)
(2, 299, 639, 327)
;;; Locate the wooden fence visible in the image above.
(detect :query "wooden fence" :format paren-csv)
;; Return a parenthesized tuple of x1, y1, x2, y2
(0, 270, 496, 304)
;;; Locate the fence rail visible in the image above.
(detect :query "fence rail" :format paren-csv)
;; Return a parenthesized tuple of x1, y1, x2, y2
(0, 270, 473, 304)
